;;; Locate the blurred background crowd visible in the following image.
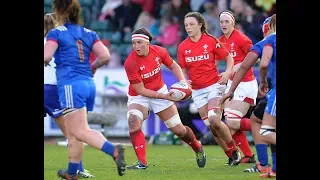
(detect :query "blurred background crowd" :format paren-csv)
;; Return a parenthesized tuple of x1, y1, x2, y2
(44, 0, 276, 68)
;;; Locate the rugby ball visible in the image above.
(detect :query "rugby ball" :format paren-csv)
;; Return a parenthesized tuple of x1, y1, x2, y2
(169, 81, 192, 101)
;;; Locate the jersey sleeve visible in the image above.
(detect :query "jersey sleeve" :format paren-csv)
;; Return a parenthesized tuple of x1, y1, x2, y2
(250, 43, 263, 58)
(264, 37, 274, 48)
(240, 38, 253, 54)
(91, 31, 101, 45)
(46, 29, 59, 44)
(124, 57, 143, 84)
(161, 47, 174, 67)
(177, 44, 186, 68)
(212, 40, 229, 60)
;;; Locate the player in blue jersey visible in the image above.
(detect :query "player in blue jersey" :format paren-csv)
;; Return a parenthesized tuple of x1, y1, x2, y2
(220, 14, 276, 178)
(44, 13, 94, 178)
(44, 0, 126, 179)
(259, 34, 276, 145)
(258, 27, 276, 179)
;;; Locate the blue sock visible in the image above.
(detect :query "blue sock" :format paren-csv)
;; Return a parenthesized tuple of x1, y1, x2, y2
(101, 141, 115, 157)
(255, 144, 268, 166)
(78, 160, 84, 172)
(68, 162, 80, 176)
(271, 152, 276, 172)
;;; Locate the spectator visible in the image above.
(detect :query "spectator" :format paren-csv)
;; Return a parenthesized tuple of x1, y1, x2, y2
(110, 0, 143, 42)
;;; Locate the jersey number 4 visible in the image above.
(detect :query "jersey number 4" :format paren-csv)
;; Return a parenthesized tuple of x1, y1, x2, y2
(76, 40, 85, 62)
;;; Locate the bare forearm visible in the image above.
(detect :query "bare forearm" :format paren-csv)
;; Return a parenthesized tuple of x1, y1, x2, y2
(260, 67, 268, 83)
(137, 88, 166, 99)
(229, 66, 247, 92)
(91, 57, 109, 69)
(225, 55, 234, 73)
(171, 65, 186, 81)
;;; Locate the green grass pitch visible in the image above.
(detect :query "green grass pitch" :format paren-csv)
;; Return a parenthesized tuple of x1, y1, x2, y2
(45, 144, 268, 179)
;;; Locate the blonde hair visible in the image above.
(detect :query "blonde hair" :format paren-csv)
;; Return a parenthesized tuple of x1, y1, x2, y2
(269, 14, 276, 33)
(44, 13, 59, 37)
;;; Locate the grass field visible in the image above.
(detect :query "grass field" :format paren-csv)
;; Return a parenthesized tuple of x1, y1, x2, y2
(45, 144, 267, 180)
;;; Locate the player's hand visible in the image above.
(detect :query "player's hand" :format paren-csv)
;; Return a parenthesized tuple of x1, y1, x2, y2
(218, 71, 231, 85)
(219, 91, 234, 106)
(163, 92, 180, 102)
(258, 81, 269, 97)
(180, 80, 192, 88)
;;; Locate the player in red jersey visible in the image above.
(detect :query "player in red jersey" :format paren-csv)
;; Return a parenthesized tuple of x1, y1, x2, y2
(217, 10, 257, 165)
(124, 27, 206, 169)
(177, 12, 242, 166)
(220, 14, 277, 178)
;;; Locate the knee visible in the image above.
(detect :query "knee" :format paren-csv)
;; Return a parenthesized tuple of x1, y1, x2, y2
(127, 109, 144, 132)
(128, 115, 142, 132)
(208, 107, 222, 129)
(173, 125, 187, 137)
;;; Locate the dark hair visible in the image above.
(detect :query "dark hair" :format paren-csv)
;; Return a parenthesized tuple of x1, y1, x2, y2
(218, 10, 235, 19)
(52, 0, 83, 25)
(44, 13, 58, 37)
(184, 12, 219, 43)
(132, 27, 154, 42)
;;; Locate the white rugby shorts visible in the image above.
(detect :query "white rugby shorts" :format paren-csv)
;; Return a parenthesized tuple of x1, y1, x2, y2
(127, 84, 174, 113)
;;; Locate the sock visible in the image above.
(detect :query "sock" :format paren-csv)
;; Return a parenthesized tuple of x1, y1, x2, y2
(129, 129, 147, 165)
(224, 150, 232, 158)
(232, 130, 253, 157)
(255, 144, 268, 166)
(271, 152, 276, 172)
(240, 118, 251, 131)
(101, 141, 115, 157)
(68, 162, 80, 176)
(66, 139, 85, 172)
(226, 139, 237, 152)
(78, 160, 84, 172)
(271, 144, 276, 172)
(180, 126, 202, 152)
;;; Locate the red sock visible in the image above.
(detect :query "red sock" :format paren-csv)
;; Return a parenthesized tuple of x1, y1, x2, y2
(224, 150, 232, 158)
(226, 140, 237, 152)
(240, 118, 251, 131)
(232, 130, 253, 157)
(129, 129, 147, 165)
(180, 126, 202, 152)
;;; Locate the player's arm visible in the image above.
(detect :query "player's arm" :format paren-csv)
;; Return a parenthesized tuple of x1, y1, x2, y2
(167, 61, 187, 82)
(259, 45, 273, 83)
(125, 61, 168, 100)
(162, 47, 186, 82)
(214, 44, 234, 76)
(181, 68, 189, 80)
(228, 51, 259, 93)
(91, 33, 111, 69)
(44, 30, 59, 65)
(131, 83, 172, 100)
(176, 45, 189, 80)
(44, 41, 58, 65)
(233, 38, 253, 73)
